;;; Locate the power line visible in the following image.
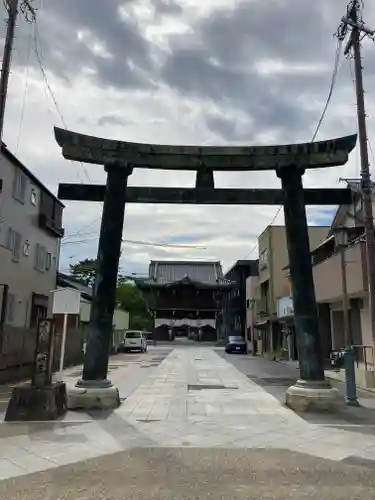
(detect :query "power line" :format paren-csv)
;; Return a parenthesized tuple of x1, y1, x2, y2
(311, 38, 343, 142)
(32, 19, 92, 184)
(61, 236, 207, 250)
(15, 29, 32, 152)
(242, 39, 343, 261)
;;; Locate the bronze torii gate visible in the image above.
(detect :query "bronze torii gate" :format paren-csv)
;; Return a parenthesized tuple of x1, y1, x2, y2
(54, 127, 356, 412)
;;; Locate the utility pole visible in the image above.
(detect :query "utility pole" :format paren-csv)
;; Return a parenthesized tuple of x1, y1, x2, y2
(339, 1, 375, 345)
(0, 0, 36, 143)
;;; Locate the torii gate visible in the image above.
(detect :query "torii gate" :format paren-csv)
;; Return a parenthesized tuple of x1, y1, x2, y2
(54, 127, 356, 412)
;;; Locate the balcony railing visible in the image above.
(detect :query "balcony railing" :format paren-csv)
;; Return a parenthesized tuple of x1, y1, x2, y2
(38, 213, 64, 238)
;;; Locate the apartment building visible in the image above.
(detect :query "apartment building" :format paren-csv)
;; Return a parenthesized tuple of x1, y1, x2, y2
(223, 260, 258, 340)
(253, 225, 329, 355)
(308, 180, 375, 387)
(0, 145, 64, 375)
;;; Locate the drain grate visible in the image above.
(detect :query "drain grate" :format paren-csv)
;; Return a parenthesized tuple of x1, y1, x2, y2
(247, 376, 296, 386)
(188, 384, 237, 391)
(137, 419, 161, 423)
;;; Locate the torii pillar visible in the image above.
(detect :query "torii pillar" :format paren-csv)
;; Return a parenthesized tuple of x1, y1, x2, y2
(68, 159, 132, 410)
(278, 165, 342, 411)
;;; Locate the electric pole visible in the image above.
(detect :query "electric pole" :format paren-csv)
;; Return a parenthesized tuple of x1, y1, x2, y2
(338, 1, 375, 344)
(0, 0, 36, 143)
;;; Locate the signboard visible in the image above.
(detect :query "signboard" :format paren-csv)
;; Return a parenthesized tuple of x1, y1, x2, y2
(277, 296, 294, 318)
(50, 288, 81, 315)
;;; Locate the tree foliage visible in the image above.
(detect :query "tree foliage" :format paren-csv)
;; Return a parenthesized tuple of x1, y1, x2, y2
(69, 258, 97, 286)
(116, 282, 153, 330)
(69, 258, 152, 330)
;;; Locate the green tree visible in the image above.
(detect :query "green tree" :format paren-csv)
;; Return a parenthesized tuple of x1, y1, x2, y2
(69, 258, 97, 286)
(116, 282, 152, 330)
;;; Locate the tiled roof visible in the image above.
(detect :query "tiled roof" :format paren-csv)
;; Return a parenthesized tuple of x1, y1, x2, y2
(57, 273, 93, 299)
(142, 261, 233, 287)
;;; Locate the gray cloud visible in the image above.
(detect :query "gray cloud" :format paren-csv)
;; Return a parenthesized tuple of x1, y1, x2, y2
(97, 114, 132, 127)
(15, 0, 156, 90)
(159, 0, 367, 143)
(151, 0, 183, 16)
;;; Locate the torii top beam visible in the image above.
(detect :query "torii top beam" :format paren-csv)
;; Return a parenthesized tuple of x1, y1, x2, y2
(54, 127, 357, 171)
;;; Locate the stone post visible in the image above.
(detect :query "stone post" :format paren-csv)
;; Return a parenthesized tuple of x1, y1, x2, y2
(277, 166, 342, 412)
(68, 160, 133, 410)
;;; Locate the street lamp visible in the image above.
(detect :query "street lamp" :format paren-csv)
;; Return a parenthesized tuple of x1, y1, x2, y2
(333, 225, 359, 406)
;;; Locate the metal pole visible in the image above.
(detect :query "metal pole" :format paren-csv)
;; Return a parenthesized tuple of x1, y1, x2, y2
(339, 239, 359, 405)
(58, 313, 68, 381)
(340, 246, 351, 346)
(0, 0, 18, 143)
(351, 7, 375, 345)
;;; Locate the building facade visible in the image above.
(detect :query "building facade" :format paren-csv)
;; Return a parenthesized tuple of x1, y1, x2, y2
(138, 261, 233, 341)
(0, 145, 64, 380)
(224, 260, 258, 341)
(254, 225, 329, 355)
(308, 181, 375, 386)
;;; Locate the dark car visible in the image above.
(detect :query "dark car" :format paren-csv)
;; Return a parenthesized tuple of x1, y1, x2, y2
(225, 335, 248, 354)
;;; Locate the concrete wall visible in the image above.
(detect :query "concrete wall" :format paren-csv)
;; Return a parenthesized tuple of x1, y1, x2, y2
(113, 308, 130, 330)
(313, 243, 366, 303)
(360, 297, 374, 347)
(245, 276, 259, 330)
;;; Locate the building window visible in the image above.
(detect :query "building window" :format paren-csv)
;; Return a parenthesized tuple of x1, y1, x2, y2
(12, 168, 27, 204)
(6, 293, 15, 324)
(23, 240, 30, 256)
(45, 252, 52, 270)
(34, 243, 47, 271)
(259, 249, 269, 270)
(30, 189, 37, 205)
(7, 228, 21, 262)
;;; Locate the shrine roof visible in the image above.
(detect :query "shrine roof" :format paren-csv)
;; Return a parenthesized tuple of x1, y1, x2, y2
(138, 260, 234, 288)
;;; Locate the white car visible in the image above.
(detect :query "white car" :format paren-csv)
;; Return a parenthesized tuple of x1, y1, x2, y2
(120, 330, 147, 353)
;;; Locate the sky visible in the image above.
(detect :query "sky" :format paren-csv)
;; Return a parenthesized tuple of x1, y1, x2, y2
(2, 0, 375, 277)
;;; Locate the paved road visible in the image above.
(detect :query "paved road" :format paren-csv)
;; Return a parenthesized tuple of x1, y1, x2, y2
(220, 350, 375, 433)
(1, 345, 375, 499)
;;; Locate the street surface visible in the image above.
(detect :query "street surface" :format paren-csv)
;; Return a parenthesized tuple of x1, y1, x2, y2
(0, 342, 375, 498)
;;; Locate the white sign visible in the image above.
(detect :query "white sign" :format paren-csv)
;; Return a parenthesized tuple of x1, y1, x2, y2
(277, 296, 294, 318)
(51, 288, 81, 315)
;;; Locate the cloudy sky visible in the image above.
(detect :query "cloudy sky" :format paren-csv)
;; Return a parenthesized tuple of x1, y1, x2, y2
(3, 0, 375, 276)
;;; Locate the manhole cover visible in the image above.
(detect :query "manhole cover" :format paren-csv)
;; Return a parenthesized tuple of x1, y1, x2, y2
(188, 384, 237, 391)
(247, 376, 296, 386)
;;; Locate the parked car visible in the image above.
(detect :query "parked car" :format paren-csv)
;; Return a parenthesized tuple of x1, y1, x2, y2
(117, 330, 148, 353)
(225, 335, 248, 354)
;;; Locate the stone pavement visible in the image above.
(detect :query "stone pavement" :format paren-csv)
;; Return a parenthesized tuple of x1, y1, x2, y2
(1, 346, 375, 498)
